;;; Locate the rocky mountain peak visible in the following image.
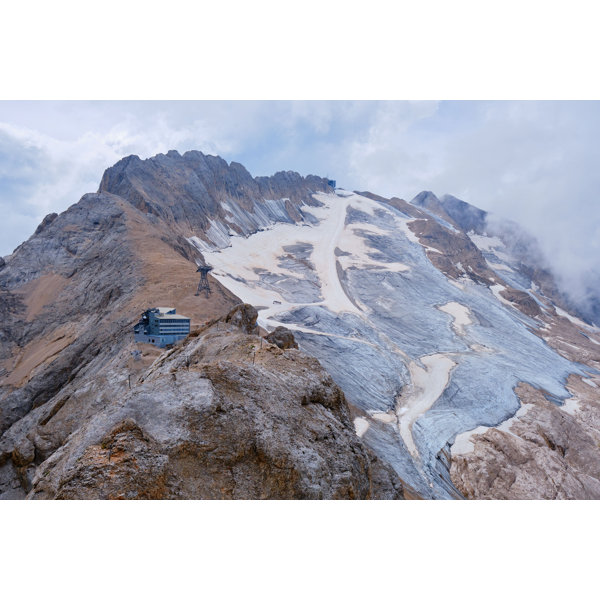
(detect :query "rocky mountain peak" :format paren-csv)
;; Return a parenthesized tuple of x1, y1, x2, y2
(2, 151, 599, 500)
(96, 150, 332, 242)
(439, 193, 488, 234)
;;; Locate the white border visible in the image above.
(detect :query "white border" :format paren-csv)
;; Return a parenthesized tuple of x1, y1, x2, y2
(1, 1, 599, 597)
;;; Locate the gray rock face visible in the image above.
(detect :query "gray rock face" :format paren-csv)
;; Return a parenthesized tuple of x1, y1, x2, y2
(34, 213, 58, 236)
(0, 192, 143, 437)
(98, 150, 331, 242)
(0, 152, 396, 500)
(26, 320, 402, 500)
(437, 194, 488, 234)
(224, 303, 258, 334)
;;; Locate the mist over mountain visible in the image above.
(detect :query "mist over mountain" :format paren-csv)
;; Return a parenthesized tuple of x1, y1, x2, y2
(2, 101, 599, 311)
(1, 150, 599, 500)
(413, 191, 600, 326)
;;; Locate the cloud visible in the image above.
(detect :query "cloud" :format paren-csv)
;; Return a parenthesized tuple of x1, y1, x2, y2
(0, 101, 598, 318)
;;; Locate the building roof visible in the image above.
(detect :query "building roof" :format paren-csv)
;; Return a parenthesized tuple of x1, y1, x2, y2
(149, 307, 190, 320)
(155, 307, 176, 314)
(155, 313, 190, 320)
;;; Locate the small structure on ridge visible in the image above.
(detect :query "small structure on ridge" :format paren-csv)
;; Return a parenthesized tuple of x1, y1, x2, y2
(195, 265, 213, 298)
(133, 307, 190, 348)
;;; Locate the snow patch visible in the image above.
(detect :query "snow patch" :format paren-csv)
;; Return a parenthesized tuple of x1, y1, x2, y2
(396, 219, 421, 245)
(555, 306, 599, 332)
(451, 426, 489, 456)
(583, 378, 598, 388)
(490, 283, 514, 308)
(486, 259, 514, 273)
(337, 222, 410, 273)
(354, 417, 370, 438)
(468, 233, 505, 253)
(561, 397, 580, 415)
(397, 354, 456, 458)
(438, 302, 472, 336)
(371, 412, 396, 423)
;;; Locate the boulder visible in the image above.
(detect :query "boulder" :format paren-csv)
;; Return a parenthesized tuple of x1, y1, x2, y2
(265, 326, 298, 350)
(224, 303, 258, 334)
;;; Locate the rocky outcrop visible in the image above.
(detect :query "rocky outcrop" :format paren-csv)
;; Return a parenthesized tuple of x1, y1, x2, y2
(437, 194, 488, 234)
(24, 316, 402, 500)
(264, 326, 298, 350)
(34, 213, 58, 236)
(407, 216, 496, 284)
(411, 191, 460, 228)
(224, 303, 258, 334)
(0, 153, 403, 499)
(450, 379, 600, 499)
(498, 287, 541, 317)
(98, 150, 331, 243)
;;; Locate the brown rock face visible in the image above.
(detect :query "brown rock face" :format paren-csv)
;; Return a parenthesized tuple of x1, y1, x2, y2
(407, 217, 495, 284)
(26, 318, 402, 500)
(498, 287, 541, 317)
(450, 379, 600, 499)
(224, 303, 258, 334)
(264, 326, 298, 350)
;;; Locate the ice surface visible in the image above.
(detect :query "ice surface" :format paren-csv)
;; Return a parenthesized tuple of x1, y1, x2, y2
(195, 191, 584, 497)
(486, 259, 514, 273)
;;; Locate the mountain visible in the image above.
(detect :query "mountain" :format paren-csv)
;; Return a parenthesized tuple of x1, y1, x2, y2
(1, 151, 599, 499)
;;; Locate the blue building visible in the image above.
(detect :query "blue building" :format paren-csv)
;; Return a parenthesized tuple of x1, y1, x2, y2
(133, 307, 191, 348)
(327, 179, 336, 189)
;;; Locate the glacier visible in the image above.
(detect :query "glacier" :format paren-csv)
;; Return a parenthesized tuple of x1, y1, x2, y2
(194, 190, 587, 498)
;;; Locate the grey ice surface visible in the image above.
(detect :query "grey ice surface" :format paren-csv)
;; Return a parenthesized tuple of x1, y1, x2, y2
(212, 195, 586, 497)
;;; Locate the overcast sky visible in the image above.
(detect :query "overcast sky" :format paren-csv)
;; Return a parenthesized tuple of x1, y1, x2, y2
(1, 100, 598, 300)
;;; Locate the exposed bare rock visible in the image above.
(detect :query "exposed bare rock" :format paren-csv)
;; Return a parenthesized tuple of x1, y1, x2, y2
(366, 450, 405, 499)
(224, 303, 258, 334)
(98, 150, 331, 241)
(27, 319, 402, 500)
(12, 436, 35, 467)
(437, 193, 488, 234)
(450, 379, 600, 499)
(412, 191, 461, 228)
(34, 212, 58, 235)
(407, 216, 495, 284)
(498, 287, 541, 317)
(264, 326, 298, 350)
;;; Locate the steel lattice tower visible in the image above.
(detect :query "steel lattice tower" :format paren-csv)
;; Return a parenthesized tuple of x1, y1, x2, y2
(195, 265, 213, 298)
